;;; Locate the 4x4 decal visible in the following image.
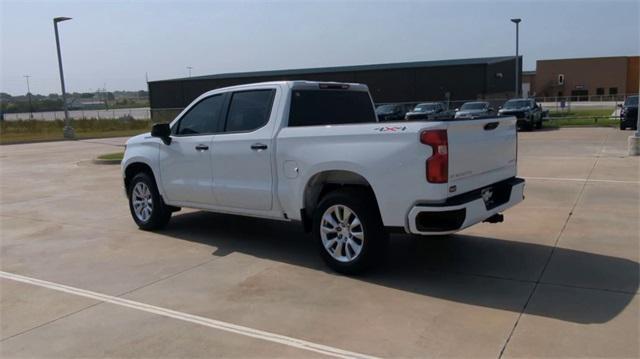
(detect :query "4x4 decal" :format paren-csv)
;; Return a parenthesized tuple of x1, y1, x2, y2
(373, 126, 407, 132)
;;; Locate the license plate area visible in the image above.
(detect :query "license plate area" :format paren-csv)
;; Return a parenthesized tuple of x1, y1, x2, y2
(481, 183, 512, 210)
(481, 187, 494, 206)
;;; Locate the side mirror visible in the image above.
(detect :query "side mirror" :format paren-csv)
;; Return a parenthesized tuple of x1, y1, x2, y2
(151, 123, 172, 145)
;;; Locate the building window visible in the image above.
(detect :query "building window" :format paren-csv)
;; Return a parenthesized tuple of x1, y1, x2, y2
(571, 90, 589, 102)
(609, 87, 618, 95)
(596, 88, 604, 95)
(557, 74, 565, 85)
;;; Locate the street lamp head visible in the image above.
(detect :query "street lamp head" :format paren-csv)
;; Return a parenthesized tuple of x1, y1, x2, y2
(510, 18, 521, 24)
(54, 17, 72, 23)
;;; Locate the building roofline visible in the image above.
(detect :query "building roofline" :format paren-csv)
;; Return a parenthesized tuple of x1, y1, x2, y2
(149, 56, 518, 84)
(536, 55, 639, 63)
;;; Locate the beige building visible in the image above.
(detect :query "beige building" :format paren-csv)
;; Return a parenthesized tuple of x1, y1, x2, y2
(528, 56, 639, 100)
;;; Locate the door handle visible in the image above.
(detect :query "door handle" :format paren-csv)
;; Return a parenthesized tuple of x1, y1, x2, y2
(195, 144, 209, 151)
(250, 143, 268, 151)
(484, 122, 499, 131)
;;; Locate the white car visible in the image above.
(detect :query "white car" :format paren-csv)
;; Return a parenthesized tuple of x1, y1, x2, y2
(122, 81, 524, 273)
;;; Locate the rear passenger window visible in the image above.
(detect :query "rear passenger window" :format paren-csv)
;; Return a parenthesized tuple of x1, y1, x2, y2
(288, 90, 376, 127)
(175, 94, 224, 135)
(224, 90, 275, 132)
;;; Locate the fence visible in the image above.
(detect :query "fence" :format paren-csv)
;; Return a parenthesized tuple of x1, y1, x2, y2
(150, 108, 184, 123)
(2, 107, 151, 121)
(5, 94, 634, 123)
(376, 94, 632, 114)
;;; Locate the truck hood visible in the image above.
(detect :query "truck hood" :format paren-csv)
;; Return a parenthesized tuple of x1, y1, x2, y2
(499, 107, 530, 113)
(126, 132, 152, 145)
(407, 110, 437, 116)
(456, 109, 486, 116)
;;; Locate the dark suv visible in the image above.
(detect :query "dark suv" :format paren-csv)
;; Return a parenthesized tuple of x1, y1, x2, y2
(619, 95, 638, 130)
(375, 103, 415, 122)
(405, 102, 454, 121)
(498, 98, 543, 131)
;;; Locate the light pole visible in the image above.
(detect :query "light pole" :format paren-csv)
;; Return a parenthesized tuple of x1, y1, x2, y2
(187, 66, 193, 77)
(54, 16, 74, 139)
(511, 18, 521, 98)
(23, 75, 33, 119)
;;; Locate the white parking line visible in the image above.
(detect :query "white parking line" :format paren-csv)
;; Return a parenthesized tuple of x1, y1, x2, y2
(1, 271, 378, 359)
(523, 176, 639, 184)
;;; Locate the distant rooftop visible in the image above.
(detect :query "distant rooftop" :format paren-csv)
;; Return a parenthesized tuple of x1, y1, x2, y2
(150, 56, 518, 83)
(537, 55, 639, 63)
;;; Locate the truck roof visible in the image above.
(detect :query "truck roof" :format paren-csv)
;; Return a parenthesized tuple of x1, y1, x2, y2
(199, 81, 370, 97)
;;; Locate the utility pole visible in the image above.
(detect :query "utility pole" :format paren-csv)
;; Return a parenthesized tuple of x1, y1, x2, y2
(187, 66, 193, 77)
(511, 18, 521, 98)
(23, 75, 34, 119)
(103, 82, 108, 110)
(54, 16, 74, 139)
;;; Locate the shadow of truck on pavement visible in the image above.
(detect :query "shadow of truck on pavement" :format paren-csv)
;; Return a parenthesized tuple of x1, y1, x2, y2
(158, 210, 638, 325)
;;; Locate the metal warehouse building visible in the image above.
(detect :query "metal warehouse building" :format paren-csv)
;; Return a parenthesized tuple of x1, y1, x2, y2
(148, 56, 521, 121)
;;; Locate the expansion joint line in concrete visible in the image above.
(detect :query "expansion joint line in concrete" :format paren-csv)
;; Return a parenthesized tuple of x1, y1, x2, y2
(497, 130, 612, 359)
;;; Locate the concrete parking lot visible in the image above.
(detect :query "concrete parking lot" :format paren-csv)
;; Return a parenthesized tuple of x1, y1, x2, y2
(1, 127, 638, 358)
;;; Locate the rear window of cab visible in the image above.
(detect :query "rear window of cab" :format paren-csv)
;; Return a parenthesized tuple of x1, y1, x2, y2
(288, 90, 376, 127)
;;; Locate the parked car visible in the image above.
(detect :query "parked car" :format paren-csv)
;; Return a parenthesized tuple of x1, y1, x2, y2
(619, 95, 638, 130)
(375, 103, 414, 122)
(122, 81, 525, 273)
(405, 102, 454, 121)
(498, 98, 543, 130)
(455, 101, 495, 119)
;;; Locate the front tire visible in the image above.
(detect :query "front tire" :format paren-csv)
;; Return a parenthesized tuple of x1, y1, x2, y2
(535, 117, 543, 129)
(313, 188, 388, 274)
(128, 172, 171, 230)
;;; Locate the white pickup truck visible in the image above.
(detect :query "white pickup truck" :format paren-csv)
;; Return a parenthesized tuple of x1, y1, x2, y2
(122, 81, 525, 273)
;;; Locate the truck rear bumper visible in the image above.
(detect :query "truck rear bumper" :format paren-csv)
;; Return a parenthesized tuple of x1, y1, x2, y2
(407, 177, 525, 235)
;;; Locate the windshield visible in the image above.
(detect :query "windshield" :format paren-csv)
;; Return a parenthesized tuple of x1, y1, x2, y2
(413, 103, 439, 112)
(376, 104, 397, 114)
(504, 100, 532, 109)
(460, 102, 487, 110)
(624, 96, 638, 107)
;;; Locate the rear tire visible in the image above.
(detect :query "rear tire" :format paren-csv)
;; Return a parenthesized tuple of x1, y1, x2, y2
(520, 121, 532, 131)
(127, 172, 172, 230)
(527, 116, 536, 131)
(313, 188, 388, 274)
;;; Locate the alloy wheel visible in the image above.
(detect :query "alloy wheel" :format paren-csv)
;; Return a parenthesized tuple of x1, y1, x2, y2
(320, 205, 365, 262)
(132, 182, 153, 222)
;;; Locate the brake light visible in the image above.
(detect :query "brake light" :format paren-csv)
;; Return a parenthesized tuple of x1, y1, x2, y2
(420, 129, 448, 183)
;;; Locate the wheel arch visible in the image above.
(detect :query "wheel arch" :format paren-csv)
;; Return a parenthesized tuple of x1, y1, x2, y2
(300, 169, 380, 232)
(123, 161, 158, 196)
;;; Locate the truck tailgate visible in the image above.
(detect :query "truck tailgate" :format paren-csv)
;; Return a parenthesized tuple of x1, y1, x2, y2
(446, 117, 518, 196)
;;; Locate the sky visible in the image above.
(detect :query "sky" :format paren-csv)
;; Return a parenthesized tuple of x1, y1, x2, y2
(1, 0, 638, 95)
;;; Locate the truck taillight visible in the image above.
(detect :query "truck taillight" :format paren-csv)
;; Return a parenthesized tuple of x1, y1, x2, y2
(420, 129, 448, 183)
